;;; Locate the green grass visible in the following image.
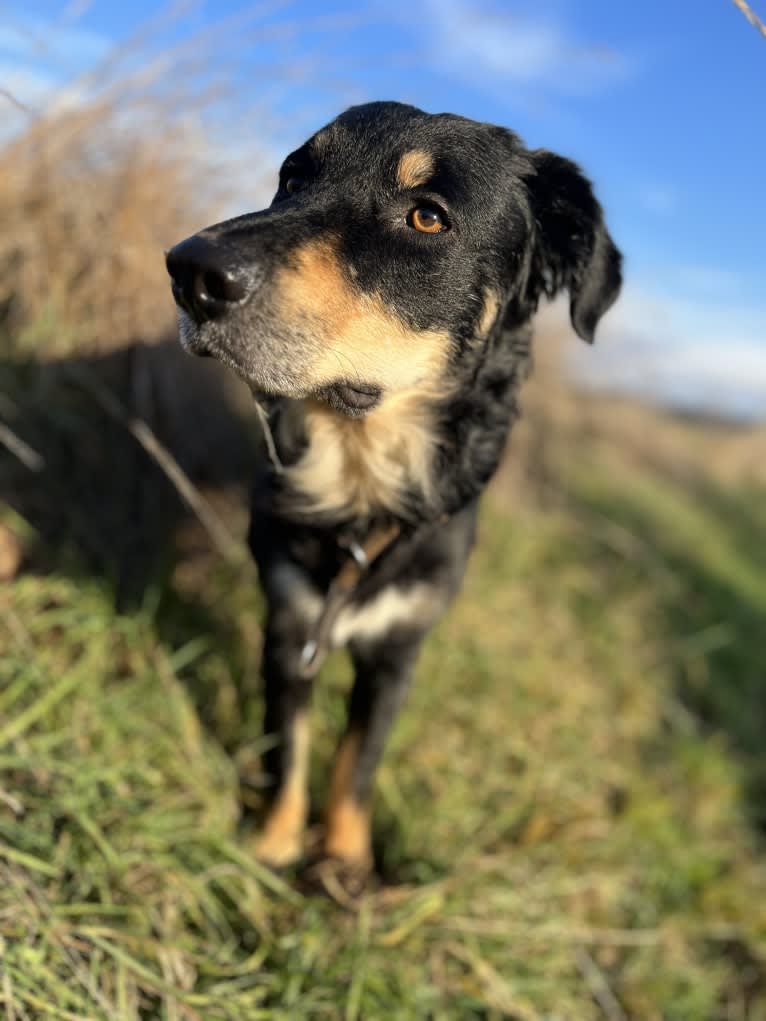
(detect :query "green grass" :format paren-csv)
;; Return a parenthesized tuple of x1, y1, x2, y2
(2, 422, 766, 1020)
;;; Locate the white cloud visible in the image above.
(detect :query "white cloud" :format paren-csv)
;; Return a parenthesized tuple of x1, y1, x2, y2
(0, 61, 58, 137)
(0, 11, 114, 119)
(0, 61, 56, 104)
(557, 282, 766, 420)
(673, 264, 746, 297)
(0, 14, 111, 128)
(421, 0, 630, 94)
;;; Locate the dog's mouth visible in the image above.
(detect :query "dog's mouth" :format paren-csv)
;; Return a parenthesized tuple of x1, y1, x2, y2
(312, 381, 382, 416)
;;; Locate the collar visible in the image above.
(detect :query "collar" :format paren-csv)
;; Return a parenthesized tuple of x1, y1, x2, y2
(298, 521, 402, 679)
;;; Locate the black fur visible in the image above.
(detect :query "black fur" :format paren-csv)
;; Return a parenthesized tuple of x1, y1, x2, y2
(167, 101, 622, 879)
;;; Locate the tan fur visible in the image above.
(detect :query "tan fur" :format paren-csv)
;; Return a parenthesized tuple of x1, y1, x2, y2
(253, 712, 310, 867)
(478, 289, 501, 338)
(0, 523, 23, 581)
(396, 149, 435, 189)
(273, 239, 453, 515)
(324, 730, 372, 866)
(283, 388, 446, 517)
(275, 240, 450, 392)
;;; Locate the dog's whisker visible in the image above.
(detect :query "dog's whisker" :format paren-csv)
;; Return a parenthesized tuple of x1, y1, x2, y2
(322, 344, 367, 387)
(253, 397, 284, 475)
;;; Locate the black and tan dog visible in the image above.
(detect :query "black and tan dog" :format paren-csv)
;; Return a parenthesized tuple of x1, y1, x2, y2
(166, 101, 621, 886)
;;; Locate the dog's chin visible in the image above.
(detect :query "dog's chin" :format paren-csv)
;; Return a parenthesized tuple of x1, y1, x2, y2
(312, 381, 383, 417)
(176, 309, 208, 355)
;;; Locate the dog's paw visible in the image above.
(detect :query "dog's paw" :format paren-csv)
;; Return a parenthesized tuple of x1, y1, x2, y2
(301, 853, 375, 906)
(251, 828, 304, 869)
(324, 797, 373, 868)
(250, 782, 309, 869)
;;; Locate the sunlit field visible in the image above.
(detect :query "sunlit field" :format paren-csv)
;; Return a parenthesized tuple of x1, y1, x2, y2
(1, 22, 765, 1020)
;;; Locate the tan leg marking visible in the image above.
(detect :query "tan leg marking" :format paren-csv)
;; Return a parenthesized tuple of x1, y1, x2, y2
(0, 523, 23, 581)
(324, 730, 373, 869)
(254, 712, 310, 867)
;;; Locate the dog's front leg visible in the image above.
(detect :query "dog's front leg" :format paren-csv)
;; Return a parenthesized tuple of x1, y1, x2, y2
(323, 632, 423, 876)
(253, 606, 313, 868)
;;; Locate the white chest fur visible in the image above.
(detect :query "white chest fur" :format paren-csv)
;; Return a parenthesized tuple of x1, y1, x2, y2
(279, 390, 443, 519)
(269, 561, 440, 648)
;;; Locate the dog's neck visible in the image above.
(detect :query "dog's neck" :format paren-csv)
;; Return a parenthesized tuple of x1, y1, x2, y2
(274, 384, 447, 522)
(264, 321, 534, 526)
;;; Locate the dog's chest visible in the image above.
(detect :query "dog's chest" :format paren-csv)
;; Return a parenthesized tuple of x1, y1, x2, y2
(269, 560, 440, 647)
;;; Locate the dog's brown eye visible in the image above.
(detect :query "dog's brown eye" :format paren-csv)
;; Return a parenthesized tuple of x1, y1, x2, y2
(409, 206, 447, 234)
(285, 176, 304, 195)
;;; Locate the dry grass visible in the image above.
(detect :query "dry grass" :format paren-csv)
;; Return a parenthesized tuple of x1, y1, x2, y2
(1, 84, 206, 356)
(0, 6, 307, 358)
(500, 337, 766, 506)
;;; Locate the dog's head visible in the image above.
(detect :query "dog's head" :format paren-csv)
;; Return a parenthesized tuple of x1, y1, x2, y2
(167, 101, 621, 416)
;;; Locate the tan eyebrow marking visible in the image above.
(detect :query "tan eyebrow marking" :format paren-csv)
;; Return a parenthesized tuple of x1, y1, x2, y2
(396, 149, 435, 189)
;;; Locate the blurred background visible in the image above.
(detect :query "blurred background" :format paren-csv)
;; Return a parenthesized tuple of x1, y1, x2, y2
(1, 3, 765, 1019)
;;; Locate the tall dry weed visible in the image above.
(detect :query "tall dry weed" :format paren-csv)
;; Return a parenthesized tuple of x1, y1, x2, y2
(0, 11, 295, 355)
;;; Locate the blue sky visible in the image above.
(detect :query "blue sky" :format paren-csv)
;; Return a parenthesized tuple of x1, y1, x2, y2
(2, 0, 765, 416)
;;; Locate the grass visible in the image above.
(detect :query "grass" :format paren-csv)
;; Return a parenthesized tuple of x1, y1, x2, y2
(1, 389, 765, 1019)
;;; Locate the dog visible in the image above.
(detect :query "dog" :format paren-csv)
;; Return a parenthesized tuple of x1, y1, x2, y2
(166, 101, 622, 890)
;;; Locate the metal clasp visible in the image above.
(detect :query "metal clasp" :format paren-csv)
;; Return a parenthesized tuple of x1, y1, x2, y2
(345, 540, 369, 572)
(300, 638, 319, 670)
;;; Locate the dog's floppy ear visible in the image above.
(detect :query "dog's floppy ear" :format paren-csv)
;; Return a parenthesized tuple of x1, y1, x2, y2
(523, 150, 622, 343)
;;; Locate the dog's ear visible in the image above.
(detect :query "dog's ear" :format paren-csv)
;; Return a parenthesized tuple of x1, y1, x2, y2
(523, 150, 622, 342)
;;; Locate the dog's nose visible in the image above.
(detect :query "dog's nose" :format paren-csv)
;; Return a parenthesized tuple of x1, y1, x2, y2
(166, 235, 249, 323)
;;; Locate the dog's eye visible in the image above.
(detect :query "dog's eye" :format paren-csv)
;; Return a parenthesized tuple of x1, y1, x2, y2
(284, 176, 305, 195)
(408, 206, 447, 234)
